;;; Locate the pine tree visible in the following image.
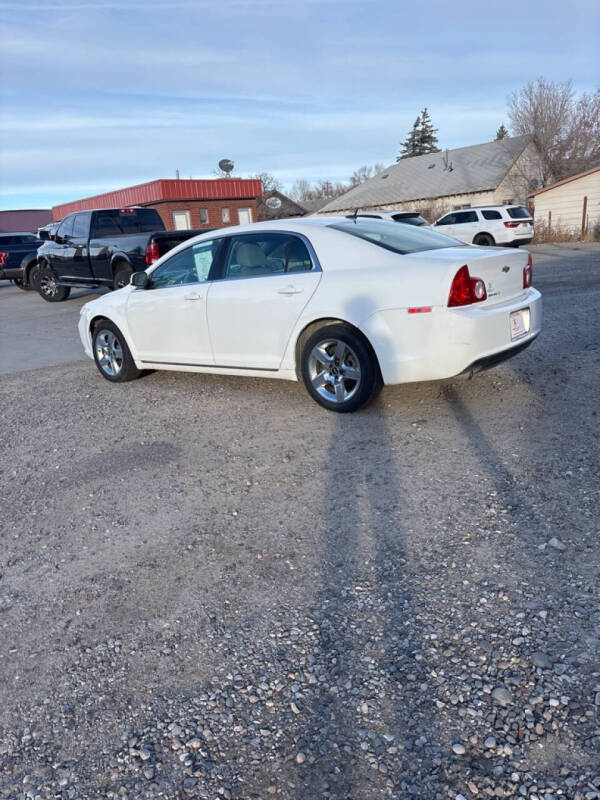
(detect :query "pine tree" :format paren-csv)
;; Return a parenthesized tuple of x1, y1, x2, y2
(398, 114, 421, 160)
(398, 108, 440, 160)
(417, 108, 440, 155)
(496, 123, 509, 140)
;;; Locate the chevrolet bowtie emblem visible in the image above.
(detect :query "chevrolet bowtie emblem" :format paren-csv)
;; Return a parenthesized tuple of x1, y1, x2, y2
(502, 265, 511, 273)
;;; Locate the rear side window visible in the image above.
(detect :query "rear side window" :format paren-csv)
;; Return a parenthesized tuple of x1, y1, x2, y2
(91, 208, 162, 237)
(329, 219, 458, 255)
(453, 211, 478, 224)
(507, 206, 530, 219)
(118, 208, 163, 233)
(223, 233, 312, 279)
(482, 210, 502, 220)
(92, 212, 121, 237)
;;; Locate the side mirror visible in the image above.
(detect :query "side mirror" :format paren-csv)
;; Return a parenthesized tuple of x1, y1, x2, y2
(131, 271, 150, 289)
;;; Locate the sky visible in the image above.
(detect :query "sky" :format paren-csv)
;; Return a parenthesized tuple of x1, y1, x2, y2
(0, 0, 598, 210)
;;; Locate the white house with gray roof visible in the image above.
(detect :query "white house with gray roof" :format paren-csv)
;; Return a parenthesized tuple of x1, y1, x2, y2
(317, 135, 542, 217)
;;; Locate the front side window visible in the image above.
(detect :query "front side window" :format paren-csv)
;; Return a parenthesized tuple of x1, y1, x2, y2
(436, 213, 455, 226)
(150, 239, 220, 289)
(57, 215, 75, 239)
(329, 219, 458, 255)
(72, 213, 90, 238)
(482, 210, 502, 220)
(223, 233, 312, 279)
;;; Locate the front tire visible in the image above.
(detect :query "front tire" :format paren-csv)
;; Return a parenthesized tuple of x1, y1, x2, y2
(300, 324, 382, 412)
(12, 278, 31, 291)
(473, 233, 495, 247)
(38, 265, 71, 302)
(92, 320, 142, 382)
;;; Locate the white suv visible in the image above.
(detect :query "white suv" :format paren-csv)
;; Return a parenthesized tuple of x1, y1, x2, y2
(431, 205, 534, 247)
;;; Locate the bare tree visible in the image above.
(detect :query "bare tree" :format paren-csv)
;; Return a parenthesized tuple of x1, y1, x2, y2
(252, 172, 283, 194)
(349, 163, 385, 186)
(508, 78, 600, 182)
(289, 178, 347, 202)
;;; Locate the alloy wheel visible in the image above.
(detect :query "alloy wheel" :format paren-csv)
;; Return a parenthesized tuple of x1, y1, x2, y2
(95, 329, 124, 377)
(307, 338, 362, 404)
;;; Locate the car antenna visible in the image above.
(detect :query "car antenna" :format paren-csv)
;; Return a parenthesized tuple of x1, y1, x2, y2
(352, 207, 359, 223)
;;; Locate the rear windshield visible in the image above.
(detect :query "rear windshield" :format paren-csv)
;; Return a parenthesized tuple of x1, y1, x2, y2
(328, 218, 459, 254)
(507, 206, 531, 219)
(392, 213, 428, 226)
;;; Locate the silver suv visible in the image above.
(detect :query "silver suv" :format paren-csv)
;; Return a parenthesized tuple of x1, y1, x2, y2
(431, 205, 534, 247)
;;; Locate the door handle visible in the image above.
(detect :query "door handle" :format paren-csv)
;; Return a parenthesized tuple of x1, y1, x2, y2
(278, 285, 303, 295)
(184, 291, 203, 300)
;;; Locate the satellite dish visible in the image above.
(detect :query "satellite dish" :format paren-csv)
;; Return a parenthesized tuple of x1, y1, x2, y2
(218, 159, 234, 175)
(265, 196, 282, 210)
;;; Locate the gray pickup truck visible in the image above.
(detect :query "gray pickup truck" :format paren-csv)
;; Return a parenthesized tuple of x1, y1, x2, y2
(35, 207, 209, 302)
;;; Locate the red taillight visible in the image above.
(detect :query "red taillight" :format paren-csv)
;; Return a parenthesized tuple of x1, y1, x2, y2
(523, 253, 533, 289)
(145, 241, 160, 266)
(504, 221, 520, 228)
(448, 265, 487, 307)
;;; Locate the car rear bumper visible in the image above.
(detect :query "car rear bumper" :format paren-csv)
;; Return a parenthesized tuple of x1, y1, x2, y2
(362, 287, 542, 385)
(459, 335, 538, 375)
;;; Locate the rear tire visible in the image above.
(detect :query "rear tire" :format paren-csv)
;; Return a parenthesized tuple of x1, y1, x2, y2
(28, 262, 41, 292)
(473, 233, 495, 247)
(92, 320, 142, 382)
(12, 278, 31, 291)
(300, 323, 382, 412)
(113, 265, 133, 290)
(38, 265, 71, 302)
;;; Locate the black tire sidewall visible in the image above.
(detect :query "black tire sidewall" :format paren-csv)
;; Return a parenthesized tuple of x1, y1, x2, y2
(92, 320, 140, 383)
(113, 266, 133, 291)
(474, 234, 494, 247)
(38, 265, 70, 302)
(300, 324, 380, 412)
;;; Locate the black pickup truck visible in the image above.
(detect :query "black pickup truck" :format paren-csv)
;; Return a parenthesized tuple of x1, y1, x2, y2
(0, 232, 43, 290)
(36, 207, 206, 302)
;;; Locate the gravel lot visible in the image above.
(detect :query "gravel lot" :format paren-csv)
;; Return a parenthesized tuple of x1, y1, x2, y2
(1, 244, 599, 800)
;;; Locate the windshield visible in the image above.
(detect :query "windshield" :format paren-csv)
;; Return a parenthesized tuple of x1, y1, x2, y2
(328, 218, 459, 254)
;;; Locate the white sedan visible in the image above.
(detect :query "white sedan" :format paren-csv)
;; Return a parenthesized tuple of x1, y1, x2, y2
(78, 217, 542, 412)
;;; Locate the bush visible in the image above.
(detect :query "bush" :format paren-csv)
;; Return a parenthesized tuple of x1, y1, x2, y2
(532, 220, 579, 243)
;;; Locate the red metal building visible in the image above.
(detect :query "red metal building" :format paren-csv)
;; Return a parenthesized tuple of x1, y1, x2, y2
(51, 178, 262, 231)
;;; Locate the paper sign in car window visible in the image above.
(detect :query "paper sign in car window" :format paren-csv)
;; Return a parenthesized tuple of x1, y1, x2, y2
(193, 244, 214, 281)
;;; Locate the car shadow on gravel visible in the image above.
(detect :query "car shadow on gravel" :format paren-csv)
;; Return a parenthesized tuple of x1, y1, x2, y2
(294, 405, 442, 799)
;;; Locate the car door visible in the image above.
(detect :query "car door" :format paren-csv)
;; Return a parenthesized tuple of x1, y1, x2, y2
(434, 212, 459, 238)
(64, 212, 93, 279)
(125, 238, 223, 365)
(50, 215, 76, 273)
(207, 232, 321, 370)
